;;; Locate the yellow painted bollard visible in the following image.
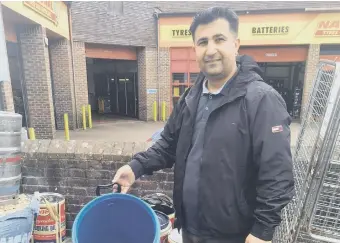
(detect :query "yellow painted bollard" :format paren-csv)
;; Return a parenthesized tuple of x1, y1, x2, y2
(28, 128, 35, 140)
(153, 101, 158, 122)
(162, 101, 166, 121)
(82, 105, 87, 130)
(64, 113, 70, 141)
(87, 104, 92, 129)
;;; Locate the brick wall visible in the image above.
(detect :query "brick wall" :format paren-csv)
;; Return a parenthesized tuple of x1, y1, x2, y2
(0, 3, 14, 112)
(18, 25, 56, 139)
(137, 48, 147, 120)
(0, 81, 14, 112)
(72, 41, 88, 128)
(50, 39, 76, 130)
(302, 44, 320, 114)
(159, 47, 171, 119)
(71, 1, 157, 47)
(137, 47, 158, 121)
(145, 48, 158, 121)
(21, 139, 173, 235)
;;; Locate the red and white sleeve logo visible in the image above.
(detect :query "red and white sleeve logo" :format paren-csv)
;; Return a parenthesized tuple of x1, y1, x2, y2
(272, 125, 283, 133)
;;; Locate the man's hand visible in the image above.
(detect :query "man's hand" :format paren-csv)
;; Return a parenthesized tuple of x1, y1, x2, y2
(112, 165, 135, 193)
(245, 234, 271, 243)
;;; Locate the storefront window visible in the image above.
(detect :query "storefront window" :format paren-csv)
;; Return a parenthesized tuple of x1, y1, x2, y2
(172, 73, 188, 107)
(170, 48, 199, 111)
(189, 73, 199, 84)
(172, 85, 187, 98)
(172, 73, 187, 84)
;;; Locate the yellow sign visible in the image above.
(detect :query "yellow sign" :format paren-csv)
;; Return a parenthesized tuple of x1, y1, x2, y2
(315, 20, 340, 37)
(251, 26, 289, 35)
(23, 1, 58, 25)
(172, 28, 192, 38)
(1, 1, 69, 39)
(159, 12, 340, 47)
(160, 25, 193, 47)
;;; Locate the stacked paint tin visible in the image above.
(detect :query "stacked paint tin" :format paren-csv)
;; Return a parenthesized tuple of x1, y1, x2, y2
(32, 193, 67, 243)
(0, 111, 23, 205)
(0, 111, 41, 243)
(0, 193, 40, 243)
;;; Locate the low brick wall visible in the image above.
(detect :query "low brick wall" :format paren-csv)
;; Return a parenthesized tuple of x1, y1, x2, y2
(21, 139, 174, 235)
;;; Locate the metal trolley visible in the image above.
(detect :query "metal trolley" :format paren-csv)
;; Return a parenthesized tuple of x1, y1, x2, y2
(273, 60, 340, 243)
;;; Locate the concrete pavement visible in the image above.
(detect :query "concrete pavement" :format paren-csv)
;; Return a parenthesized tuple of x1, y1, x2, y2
(56, 117, 300, 146)
(55, 119, 164, 142)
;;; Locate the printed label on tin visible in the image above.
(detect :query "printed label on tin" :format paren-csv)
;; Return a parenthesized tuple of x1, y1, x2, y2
(59, 200, 66, 239)
(33, 200, 66, 243)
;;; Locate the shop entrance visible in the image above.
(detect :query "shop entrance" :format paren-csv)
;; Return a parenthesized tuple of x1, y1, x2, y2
(240, 46, 308, 120)
(258, 62, 305, 119)
(87, 58, 138, 119)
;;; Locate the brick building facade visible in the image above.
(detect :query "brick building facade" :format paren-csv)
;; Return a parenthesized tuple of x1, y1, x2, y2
(1, 1, 340, 137)
(50, 39, 76, 130)
(18, 25, 56, 138)
(70, 1, 340, 121)
(0, 3, 14, 112)
(0, 1, 89, 138)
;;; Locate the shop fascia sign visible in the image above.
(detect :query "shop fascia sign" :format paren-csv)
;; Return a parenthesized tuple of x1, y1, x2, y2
(171, 28, 192, 38)
(315, 20, 340, 37)
(23, 1, 59, 25)
(251, 25, 289, 35)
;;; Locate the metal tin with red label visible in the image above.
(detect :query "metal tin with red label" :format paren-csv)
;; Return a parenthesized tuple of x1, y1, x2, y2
(32, 193, 66, 243)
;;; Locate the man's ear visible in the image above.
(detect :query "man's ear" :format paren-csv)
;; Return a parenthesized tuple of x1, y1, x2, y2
(192, 45, 199, 63)
(235, 38, 240, 53)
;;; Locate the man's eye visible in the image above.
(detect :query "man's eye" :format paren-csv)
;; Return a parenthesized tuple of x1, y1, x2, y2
(216, 38, 225, 43)
(198, 41, 208, 46)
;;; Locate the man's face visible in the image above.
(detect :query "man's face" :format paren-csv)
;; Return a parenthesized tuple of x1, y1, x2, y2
(193, 18, 240, 80)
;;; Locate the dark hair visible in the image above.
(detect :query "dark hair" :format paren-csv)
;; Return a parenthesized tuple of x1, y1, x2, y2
(189, 7, 239, 39)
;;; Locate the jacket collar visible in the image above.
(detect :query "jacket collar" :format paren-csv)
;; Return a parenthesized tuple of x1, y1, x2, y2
(202, 66, 239, 96)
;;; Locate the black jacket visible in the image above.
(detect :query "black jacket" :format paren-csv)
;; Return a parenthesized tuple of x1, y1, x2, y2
(130, 55, 295, 241)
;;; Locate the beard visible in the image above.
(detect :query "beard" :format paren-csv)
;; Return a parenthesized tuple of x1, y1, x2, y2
(202, 60, 232, 81)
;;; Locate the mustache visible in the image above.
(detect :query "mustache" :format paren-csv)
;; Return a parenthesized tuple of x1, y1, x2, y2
(204, 56, 221, 62)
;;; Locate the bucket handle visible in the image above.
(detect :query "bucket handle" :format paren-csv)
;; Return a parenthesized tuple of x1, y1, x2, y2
(41, 197, 59, 221)
(96, 183, 121, 196)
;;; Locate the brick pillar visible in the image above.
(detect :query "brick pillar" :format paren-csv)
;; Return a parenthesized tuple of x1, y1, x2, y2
(72, 41, 88, 128)
(0, 3, 14, 112)
(159, 47, 171, 120)
(0, 81, 14, 112)
(18, 25, 55, 139)
(302, 44, 320, 113)
(50, 39, 76, 130)
(137, 47, 157, 121)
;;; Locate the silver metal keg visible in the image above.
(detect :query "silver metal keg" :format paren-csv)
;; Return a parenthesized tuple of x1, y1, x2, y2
(0, 111, 22, 205)
(0, 111, 22, 154)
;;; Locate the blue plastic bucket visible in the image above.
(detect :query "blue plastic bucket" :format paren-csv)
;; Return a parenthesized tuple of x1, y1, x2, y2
(72, 183, 160, 243)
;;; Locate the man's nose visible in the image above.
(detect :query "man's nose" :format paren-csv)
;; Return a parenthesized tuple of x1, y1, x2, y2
(206, 42, 217, 56)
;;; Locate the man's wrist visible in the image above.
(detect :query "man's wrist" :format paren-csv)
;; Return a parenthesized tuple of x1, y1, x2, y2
(128, 160, 144, 179)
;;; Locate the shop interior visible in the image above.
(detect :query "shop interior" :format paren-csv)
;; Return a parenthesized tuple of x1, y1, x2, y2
(258, 62, 305, 120)
(86, 58, 139, 119)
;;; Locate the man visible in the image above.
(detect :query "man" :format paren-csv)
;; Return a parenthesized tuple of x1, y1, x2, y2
(112, 7, 294, 243)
